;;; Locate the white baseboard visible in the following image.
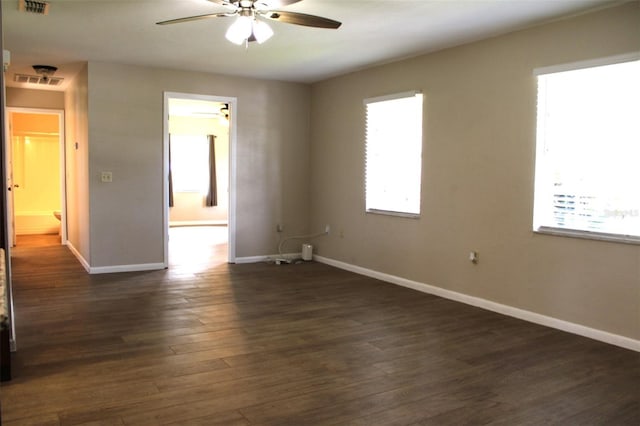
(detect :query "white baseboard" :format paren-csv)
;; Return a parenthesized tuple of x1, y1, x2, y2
(66, 242, 165, 274)
(235, 255, 271, 264)
(66, 241, 91, 273)
(89, 263, 166, 274)
(235, 252, 302, 264)
(169, 221, 228, 227)
(314, 255, 640, 352)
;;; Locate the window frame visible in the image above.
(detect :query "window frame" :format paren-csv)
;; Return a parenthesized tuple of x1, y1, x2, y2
(532, 53, 640, 245)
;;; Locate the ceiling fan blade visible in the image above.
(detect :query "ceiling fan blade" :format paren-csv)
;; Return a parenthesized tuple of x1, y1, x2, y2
(216, 0, 302, 7)
(256, 0, 303, 7)
(156, 13, 233, 26)
(262, 11, 341, 29)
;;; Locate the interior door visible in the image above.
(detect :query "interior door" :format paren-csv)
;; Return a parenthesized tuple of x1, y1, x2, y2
(4, 112, 15, 247)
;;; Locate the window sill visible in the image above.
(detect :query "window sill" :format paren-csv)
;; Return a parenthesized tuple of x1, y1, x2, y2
(366, 209, 420, 219)
(534, 226, 640, 245)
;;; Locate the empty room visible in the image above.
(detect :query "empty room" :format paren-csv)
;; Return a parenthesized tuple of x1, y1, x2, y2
(0, 0, 638, 424)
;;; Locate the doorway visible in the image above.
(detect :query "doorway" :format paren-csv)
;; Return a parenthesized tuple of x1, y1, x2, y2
(5, 108, 66, 248)
(163, 92, 237, 267)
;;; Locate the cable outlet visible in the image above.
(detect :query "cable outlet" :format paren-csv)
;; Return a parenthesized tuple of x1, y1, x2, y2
(325, 224, 330, 234)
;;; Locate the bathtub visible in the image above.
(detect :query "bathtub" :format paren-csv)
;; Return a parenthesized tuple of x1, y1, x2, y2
(15, 211, 60, 235)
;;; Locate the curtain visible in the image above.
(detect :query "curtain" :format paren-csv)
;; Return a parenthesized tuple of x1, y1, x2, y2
(205, 134, 218, 207)
(168, 135, 174, 208)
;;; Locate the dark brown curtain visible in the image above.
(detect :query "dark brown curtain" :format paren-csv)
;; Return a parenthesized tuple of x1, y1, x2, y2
(205, 134, 217, 207)
(168, 135, 174, 208)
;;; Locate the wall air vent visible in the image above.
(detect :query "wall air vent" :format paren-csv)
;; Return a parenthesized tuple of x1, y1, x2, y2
(18, 0, 50, 15)
(14, 73, 63, 86)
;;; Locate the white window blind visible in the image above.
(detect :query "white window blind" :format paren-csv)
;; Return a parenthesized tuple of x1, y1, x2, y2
(533, 57, 640, 243)
(365, 92, 423, 216)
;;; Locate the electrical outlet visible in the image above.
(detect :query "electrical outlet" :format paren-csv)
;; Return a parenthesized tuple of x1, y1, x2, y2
(101, 171, 113, 183)
(325, 224, 330, 234)
(469, 251, 479, 264)
(276, 223, 284, 233)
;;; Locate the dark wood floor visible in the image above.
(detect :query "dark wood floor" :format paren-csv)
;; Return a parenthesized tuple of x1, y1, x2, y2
(0, 233, 638, 425)
(14, 233, 62, 248)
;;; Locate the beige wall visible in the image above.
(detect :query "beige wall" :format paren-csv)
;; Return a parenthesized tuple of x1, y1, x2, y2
(309, 3, 640, 340)
(6, 84, 90, 251)
(86, 62, 310, 267)
(169, 115, 229, 224)
(64, 64, 90, 262)
(6, 87, 64, 109)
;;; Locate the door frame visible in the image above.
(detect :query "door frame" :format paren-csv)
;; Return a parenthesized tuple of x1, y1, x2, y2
(5, 107, 67, 246)
(162, 92, 237, 266)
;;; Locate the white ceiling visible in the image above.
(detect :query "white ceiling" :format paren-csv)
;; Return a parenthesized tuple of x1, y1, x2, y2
(2, 0, 622, 90)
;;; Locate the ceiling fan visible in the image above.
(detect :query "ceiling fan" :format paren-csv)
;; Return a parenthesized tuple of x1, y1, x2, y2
(156, 0, 342, 45)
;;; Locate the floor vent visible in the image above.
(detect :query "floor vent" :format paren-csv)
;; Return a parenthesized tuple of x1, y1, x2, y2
(14, 73, 63, 86)
(18, 0, 50, 15)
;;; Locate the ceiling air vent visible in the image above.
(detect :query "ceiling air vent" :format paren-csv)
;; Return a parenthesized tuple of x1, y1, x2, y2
(14, 73, 63, 86)
(18, 0, 50, 15)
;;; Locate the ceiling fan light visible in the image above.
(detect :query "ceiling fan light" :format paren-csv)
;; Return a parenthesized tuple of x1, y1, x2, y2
(252, 19, 273, 44)
(225, 15, 253, 45)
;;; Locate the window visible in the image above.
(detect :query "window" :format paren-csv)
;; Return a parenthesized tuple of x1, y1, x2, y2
(364, 91, 423, 216)
(170, 134, 210, 193)
(533, 56, 640, 243)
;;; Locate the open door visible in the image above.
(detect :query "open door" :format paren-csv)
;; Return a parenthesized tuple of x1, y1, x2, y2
(6, 108, 66, 246)
(162, 92, 237, 267)
(1, 1, 15, 383)
(4, 111, 15, 247)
